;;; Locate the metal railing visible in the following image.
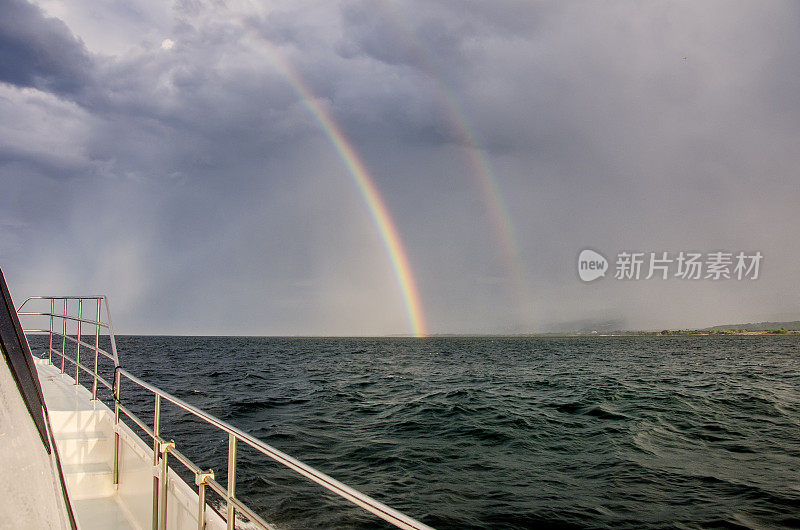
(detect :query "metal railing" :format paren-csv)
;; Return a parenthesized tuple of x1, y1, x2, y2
(18, 296, 433, 530)
(18, 296, 118, 401)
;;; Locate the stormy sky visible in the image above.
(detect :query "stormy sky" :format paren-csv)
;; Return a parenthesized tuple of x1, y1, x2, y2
(1, 0, 798, 335)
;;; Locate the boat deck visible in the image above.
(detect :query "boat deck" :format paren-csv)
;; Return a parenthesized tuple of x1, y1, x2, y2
(35, 358, 137, 529)
(34, 358, 226, 530)
(15, 291, 432, 530)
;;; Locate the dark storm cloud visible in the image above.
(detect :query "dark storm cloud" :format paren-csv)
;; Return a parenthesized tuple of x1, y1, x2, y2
(0, 0, 91, 95)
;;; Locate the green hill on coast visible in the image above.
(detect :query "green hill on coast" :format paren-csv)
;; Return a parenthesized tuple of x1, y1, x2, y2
(704, 321, 800, 332)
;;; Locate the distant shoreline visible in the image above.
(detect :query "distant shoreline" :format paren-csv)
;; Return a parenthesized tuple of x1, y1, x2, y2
(653, 329, 799, 336)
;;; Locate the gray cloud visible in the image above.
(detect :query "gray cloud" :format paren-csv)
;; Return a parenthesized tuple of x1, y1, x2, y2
(1, 0, 799, 334)
(0, 0, 91, 95)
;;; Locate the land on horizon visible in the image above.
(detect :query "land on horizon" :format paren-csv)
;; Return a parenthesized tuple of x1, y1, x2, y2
(424, 320, 800, 337)
(103, 320, 800, 338)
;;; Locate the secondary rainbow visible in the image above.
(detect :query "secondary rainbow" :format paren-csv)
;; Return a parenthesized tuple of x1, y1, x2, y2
(377, 1, 531, 321)
(239, 19, 427, 337)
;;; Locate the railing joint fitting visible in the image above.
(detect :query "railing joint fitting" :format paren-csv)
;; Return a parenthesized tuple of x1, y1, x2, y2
(195, 469, 214, 486)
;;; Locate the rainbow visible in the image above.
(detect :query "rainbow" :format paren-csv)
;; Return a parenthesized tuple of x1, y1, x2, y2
(238, 20, 427, 337)
(376, 1, 530, 321)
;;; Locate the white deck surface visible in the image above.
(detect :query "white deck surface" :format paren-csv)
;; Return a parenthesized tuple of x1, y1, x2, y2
(33, 358, 227, 530)
(34, 358, 136, 530)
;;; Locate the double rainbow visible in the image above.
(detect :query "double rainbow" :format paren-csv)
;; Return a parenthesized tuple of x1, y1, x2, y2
(240, 21, 427, 337)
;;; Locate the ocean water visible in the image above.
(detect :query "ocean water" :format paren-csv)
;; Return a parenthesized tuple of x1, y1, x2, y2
(30, 335, 800, 529)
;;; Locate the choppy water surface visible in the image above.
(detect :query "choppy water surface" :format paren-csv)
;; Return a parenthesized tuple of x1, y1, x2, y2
(43, 336, 800, 528)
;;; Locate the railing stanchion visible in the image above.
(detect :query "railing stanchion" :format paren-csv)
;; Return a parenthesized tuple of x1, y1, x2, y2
(48, 299, 53, 365)
(159, 440, 175, 530)
(75, 299, 82, 385)
(195, 470, 213, 530)
(227, 434, 237, 530)
(197, 483, 206, 530)
(92, 299, 101, 400)
(61, 299, 67, 373)
(113, 369, 121, 486)
(152, 394, 161, 530)
(104, 295, 119, 366)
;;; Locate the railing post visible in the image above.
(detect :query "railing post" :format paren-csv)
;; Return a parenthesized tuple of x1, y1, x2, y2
(195, 470, 214, 530)
(113, 369, 121, 486)
(227, 434, 237, 530)
(61, 299, 67, 373)
(48, 299, 53, 365)
(75, 298, 82, 385)
(152, 394, 161, 530)
(92, 299, 101, 400)
(103, 295, 119, 366)
(159, 440, 175, 530)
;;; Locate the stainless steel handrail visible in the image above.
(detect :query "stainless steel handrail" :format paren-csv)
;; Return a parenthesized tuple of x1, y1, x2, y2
(22, 295, 107, 300)
(117, 368, 433, 530)
(18, 296, 116, 391)
(19, 295, 434, 530)
(49, 347, 114, 390)
(17, 311, 109, 328)
(41, 330, 116, 361)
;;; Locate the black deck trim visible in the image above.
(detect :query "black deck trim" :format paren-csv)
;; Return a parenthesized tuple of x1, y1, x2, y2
(0, 267, 49, 450)
(0, 268, 77, 529)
